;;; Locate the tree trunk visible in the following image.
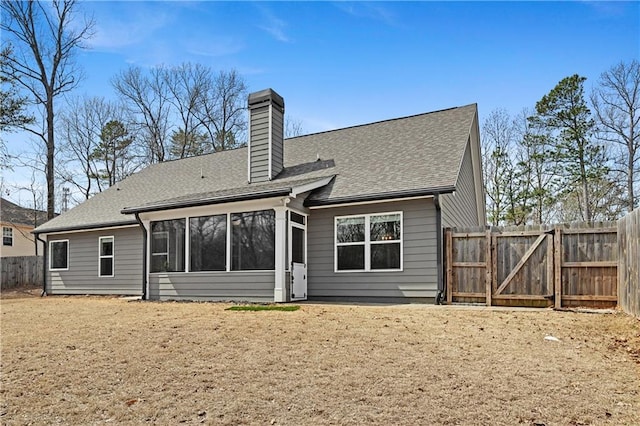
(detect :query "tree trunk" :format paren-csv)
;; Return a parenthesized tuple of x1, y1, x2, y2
(628, 121, 636, 212)
(578, 142, 591, 222)
(629, 152, 635, 212)
(582, 176, 591, 222)
(46, 96, 55, 220)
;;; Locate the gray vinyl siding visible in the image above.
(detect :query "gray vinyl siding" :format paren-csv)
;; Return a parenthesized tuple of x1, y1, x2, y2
(271, 107, 284, 177)
(249, 104, 284, 183)
(250, 105, 270, 182)
(307, 198, 438, 300)
(148, 271, 274, 302)
(440, 140, 480, 228)
(47, 227, 142, 295)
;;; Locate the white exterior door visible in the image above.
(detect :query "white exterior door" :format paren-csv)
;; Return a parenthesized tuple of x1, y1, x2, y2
(290, 212, 307, 300)
(291, 261, 306, 300)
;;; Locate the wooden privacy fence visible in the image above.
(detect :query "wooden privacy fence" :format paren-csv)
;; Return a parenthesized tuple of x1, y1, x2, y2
(446, 223, 618, 308)
(618, 208, 639, 317)
(1, 256, 43, 290)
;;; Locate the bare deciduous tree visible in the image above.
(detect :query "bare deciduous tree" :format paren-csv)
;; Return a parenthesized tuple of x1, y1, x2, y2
(196, 69, 248, 151)
(1, 46, 35, 169)
(59, 96, 103, 199)
(112, 66, 171, 164)
(59, 96, 138, 198)
(591, 59, 640, 212)
(163, 63, 211, 158)
(482, 108, 517, 225)
(285, 115, 304, 138)
(1, 0, 94, 219)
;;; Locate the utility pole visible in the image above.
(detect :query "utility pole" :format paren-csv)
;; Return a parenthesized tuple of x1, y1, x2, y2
(62, 187, 70, 213)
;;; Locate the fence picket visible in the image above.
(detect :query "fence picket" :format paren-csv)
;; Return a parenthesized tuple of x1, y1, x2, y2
(1, 256, 43, 289)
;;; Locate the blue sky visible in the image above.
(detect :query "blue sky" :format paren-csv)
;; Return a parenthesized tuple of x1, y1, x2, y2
(3, 0, 639, 204)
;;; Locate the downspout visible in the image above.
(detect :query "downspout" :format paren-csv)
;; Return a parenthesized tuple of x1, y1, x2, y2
(134, 213, 148, 300)
(434, 194, 444, 304)
(35, 233, 47, 296)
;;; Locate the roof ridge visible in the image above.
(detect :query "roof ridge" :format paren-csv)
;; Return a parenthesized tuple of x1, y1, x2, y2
(284, 103, 477, 141)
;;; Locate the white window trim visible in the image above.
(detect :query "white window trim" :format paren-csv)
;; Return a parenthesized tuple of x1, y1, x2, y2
(98, 236, 114, 278)
(3, 227, 13, 246)
(49, 239, 69, 271)
(334, 211, 403, 273)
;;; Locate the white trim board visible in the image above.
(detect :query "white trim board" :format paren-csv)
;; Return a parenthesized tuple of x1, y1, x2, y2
(309, 195, 434, 210)
(41, 224, 139, 237)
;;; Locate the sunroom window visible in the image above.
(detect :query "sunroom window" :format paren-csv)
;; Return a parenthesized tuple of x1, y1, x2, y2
(190, 215, 226, 271)
(151, 219, 185, 272)
(231, 210, 275, 270)
(335, 212, 402, 272)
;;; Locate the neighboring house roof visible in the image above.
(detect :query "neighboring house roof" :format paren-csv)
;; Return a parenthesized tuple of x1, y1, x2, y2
(34, 103, 477, 234)
(1, 198, 49, 228)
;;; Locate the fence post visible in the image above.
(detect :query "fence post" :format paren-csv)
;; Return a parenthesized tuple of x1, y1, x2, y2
(446, 228, 453, 305)
(546, 232, 554, 306)
(554, 226, 563, 309)
(485, 229, 492, 306)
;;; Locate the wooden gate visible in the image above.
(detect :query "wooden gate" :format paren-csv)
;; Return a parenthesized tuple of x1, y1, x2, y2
(446, 223, 618, 308)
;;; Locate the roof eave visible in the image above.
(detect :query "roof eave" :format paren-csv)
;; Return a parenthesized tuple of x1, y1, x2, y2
(33, 220, 139, 235)
(121, 176, 336, 215)
(305, 185, 456, 207)
(290, 176, 335, 197)
(121, 188, 293, 215)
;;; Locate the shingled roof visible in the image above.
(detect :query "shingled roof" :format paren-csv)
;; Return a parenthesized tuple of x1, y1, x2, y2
(1, 198, 49, 228)
(34, 103, 477, 234)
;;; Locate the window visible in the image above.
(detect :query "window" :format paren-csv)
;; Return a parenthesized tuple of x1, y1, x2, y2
(50, 240, 69, 270)
(99, 236, 114, 277)
(290, 212, 305, 225)
(3, 227, 13, 246)
(291, 226, 305, 264)
(231, 210, 275, 270)
(190, 215, 226, 271)
(151, 231, 169, 271)
(151, 220, 185, 272)
(290, 211, 306, 266)
(335, 212, 402, 272)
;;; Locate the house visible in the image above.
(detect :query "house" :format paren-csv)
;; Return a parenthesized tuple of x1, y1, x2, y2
(33, 89, 485, 303)
(1, 198, 48, 257)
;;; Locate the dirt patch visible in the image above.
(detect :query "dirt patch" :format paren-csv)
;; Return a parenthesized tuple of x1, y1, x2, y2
(1, 297, 639, 425)
(0, 286, 41, 299)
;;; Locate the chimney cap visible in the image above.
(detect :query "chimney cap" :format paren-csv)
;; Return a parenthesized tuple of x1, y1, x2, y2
(248, 88, 284, 111)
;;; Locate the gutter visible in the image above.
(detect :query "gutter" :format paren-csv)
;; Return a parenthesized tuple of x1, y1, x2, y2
(134, 213, 148, 300)
(434, 194, 444, 305)
(121, 188, 292, 215)
(35, 233, 47, 296)
(305, 185, 456, 207)
(34, 220, 138, 235)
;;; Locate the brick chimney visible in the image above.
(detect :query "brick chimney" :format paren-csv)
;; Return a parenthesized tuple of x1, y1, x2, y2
(247, 88, 285, 183)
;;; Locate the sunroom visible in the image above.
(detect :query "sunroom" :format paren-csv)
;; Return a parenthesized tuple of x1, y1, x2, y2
(121, 177, 332, 302)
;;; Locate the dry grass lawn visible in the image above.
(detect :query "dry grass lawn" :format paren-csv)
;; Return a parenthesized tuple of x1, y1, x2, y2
(1, 292, 639, 425)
